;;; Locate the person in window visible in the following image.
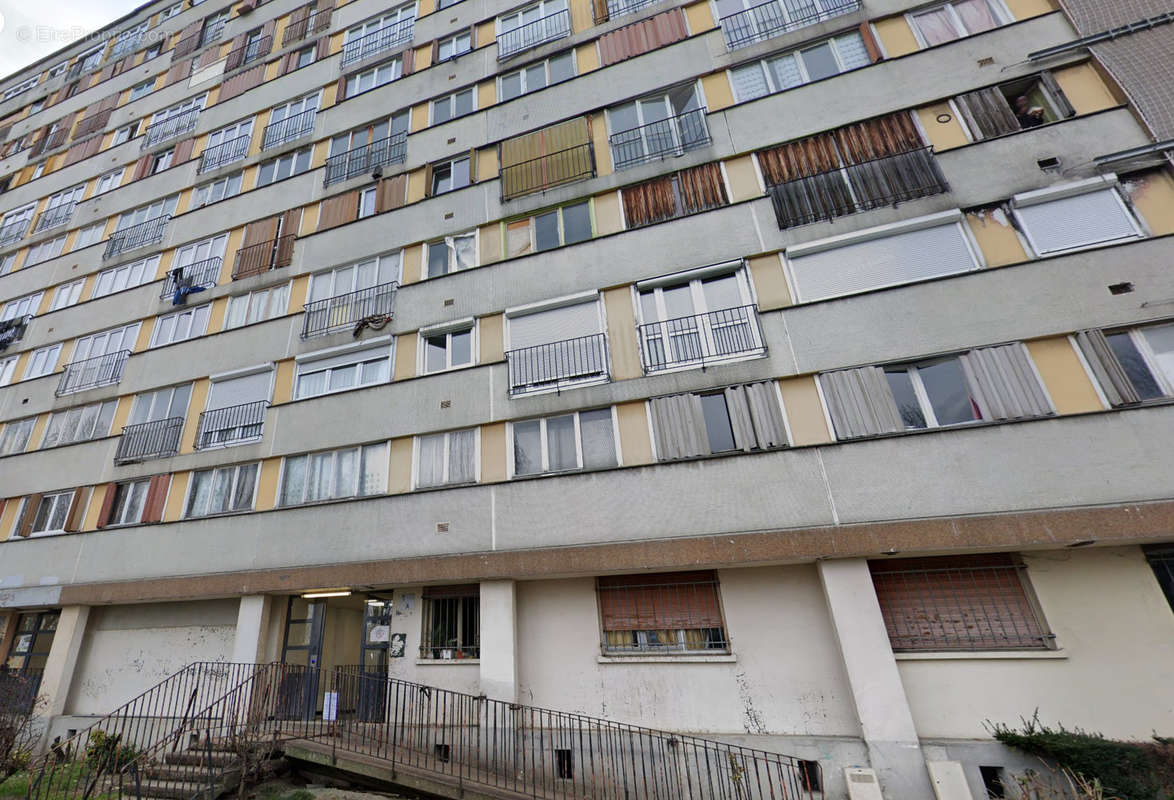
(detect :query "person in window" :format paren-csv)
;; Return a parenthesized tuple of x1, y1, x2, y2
(1013, 95, 1045, 129)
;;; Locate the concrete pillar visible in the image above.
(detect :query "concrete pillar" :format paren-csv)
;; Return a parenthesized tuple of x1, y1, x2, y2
(230, 595, 273, 664)
(39, 605, 90, 719)
(817, 559, 935, 800)
(478, 580, 518, 702)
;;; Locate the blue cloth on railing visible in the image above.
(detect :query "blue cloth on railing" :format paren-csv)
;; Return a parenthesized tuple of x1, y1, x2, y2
(173, 284, 207, 306)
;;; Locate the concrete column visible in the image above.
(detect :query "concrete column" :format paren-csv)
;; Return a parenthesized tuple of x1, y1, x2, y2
(818, 559, 935, 800)
(38, 605, 90, 719)
(478, 580, 518, 702)
(230, 595, 273, 664)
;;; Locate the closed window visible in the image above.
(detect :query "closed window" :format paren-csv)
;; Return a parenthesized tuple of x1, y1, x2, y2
(342, 5, 415, 66)
(512, 408, 616, 476)
(224, 283, 291, 329)
(26, 490, 75, 535)
(1012, 185, 1142, 257)
(416, 429, 477, 488)
(359, 187, 377, 218)
(95, 169, 123, 194)
(499, 52, 573, 101)
(26, 235, 67, 266)
(294, 343, 392, 399)
(151, 304, 211, 347)
(75, 223, 105, 249)
(345, 57, 403, 97)
(185, 463, 259, 517)
(1145, 546, 1174, 614)
(129, 79, 154, 101)
(293, 46, 316, 70)
(112, 126, 134, 146)
(422, 324, 474, 373)
(200, 370, 271, 447)
(25, 344, 62, 379)
(50, 280, 83, 311)
(42, 400, 117, 448)
(597, 571, 728, 654)
(426, 232, 476, 277)
(201, 9, 231, 46)
(649, 382, 787, 460)
(506, 201, 591, 257)
(116, 195, 178, 231)
(145, 96, 204, 146)
(94, 255, 160, 298)
(202, 119, 253, 171)
(431, 156, 471, 194)
(715, 0, 854, 48)
(128, 384, 192, 426)
(279, 442, 388, 505)
(37, 186, 84, 232)
(69, 323, 140, 369)
(0, 356, 18, 385)
(431, 88, 475, 125)
(263, 94, 318, 149)
(420, 585, 479, 659)
(107, 480, 150, 526)
(438, 31, 472, 61)
(0, 418, 35, 455)
(909, 0, 1010, 48)
(257, 147, 312, 186)
(1, 292, 42, 322)
(193, 172, 243, 207)
(730, 32, 870, 102)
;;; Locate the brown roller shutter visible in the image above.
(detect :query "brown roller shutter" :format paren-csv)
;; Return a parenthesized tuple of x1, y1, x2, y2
(112, 57, 130, 77)
(62, 490, 86, 532)
(95, 483, 118, 528)
(225, 33, 248, 70)
(315, 35, 331, 60)
(313, 0, 335, 32)
(260, 19, 276, 48)
(142, 475, 171, 523)
(598, 9, 686, 67)
(16, 494, 42, 538)
(335, 75, 348, 103)
(317, 191, 358, 231)
(173, 21, 203, 57)
(375, 173, 407, 213)
(284, 6, 311, 46)
(131, 154, 153, 180)
(953, 87, 1019, 140)
(597, 571, 723, 630)
(195, 47, 223, 71)
(173, 137, 195, 163)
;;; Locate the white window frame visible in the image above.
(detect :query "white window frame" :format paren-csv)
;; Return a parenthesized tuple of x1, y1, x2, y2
(116, 195, 179, 231)
(293, 338, 394, 400)
(107, 479, 150, 527)
(907, 0, 1012, 48)
(307, 253, 401, 304)
(93, 255, 160, 298)
(150, 303, 212, 348)
(5, 76, 40, 100)
(0, 417, 36, 455)
(129, 79, 154, 101)
(224, 282, 292, 330)
(496, 0, 569, 38)
(1110, 324, 1174, 398)
(431, 87, 476, 125)
(425, 231, 478, 277)
(26, 235, 67, 266)
(507, 407, 620, 477)
(75, 222, 106, 249)
(24, 344, 62, 379)
(257, 147, 313, 186)
(27, 490, 75, 536)
(183, 463, 260, 518)
(2, 292, 43, 322)
(129, 383, 192, 426)
(437, 31, 472, 61)
(413, 429, 480, 489)
(42, 400, 118, 448)
(498, 51, 575, 101)
(1010, 178, 1144, 258)
(193, 172, 244, 207)
(50, 280, 84, 311)
(728, 31, 871, 102)
(419, 319, 477, 374)
(359, 187, 377, 218)
(605, 83, 705, 168)
(112, 125, 134, 146)
(278, 442, 389, 507)
(431, 155, 472, 194)
(883, 357, 983, 430)
(345, 57, 403, 97)
(0, 356, 18, 386)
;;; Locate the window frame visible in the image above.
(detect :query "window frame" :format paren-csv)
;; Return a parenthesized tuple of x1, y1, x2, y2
(907, 0, 1012, 49)
(437, 31, 473, 61)
(193, 171, 244, 207)
(129, 79, 155, 101)
(0, 417, 36, 455)
(431, 155, 472, 194)
(425, 231, 478, 278)
(93, 255, 160, 299)
(508, 407, 619, 477)
(1, 291, 43, 322)
(498, 51, 575, 101)
(95, 169, 124, 195)
(278, 442, 389, 507)
(28, 490, 76, 536)
(150, 303, 212, 348)
(183, 463, 260, 518)
(728, 31, 871, 103)
(1101, 323, 1174, 401)
(50, 280, 84, 311)
(430, 87, 476, 125)
(882, 355, 985, 431)
(25, 344, 62, 379)
(596, 571, 730, 656)
(42, 400, 118, 449)
(26, 235, 68, 266)
(506, 200, 593, 256)
(345, 56, 404, 97)
(257, 147, 313, 186)
(107, 479, 151, 527)
(293, 340, 394, 400)
(224, 282, 293, 330)
(413, 428, 480, 489)
(419, 320, 477, 374)
(1011, 185, 1144, 258)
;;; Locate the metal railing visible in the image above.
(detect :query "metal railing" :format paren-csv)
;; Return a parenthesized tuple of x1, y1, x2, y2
(637, 304, 765, 372)
(143, 107, 200, 148)
(202, 20, 228, 48)
(160, 257, 222, 299)
(501, 141, 594, 200)
(33, 202, 76, 234)
(302, 281, 397, 337)
(768, 146, 949, 229)
(172, 29, 200, 56)
(324, 132, 407, 186)
(114, 417, 185, 463)
(262, 108, 316, 150)
(226, 34, 272, 70)
(56, 350, 131, 395)
(340, 19, 415, 67)
(0, 218, 29, 246)
(233, 235, 295, 279)
(598, 0, 662, 21)
(497, 9, 571, 60)
(0, 667, 43, 714)
(719, 0, 860, 49)
(104, 215, 170, 259)
(199, 133, 251, 173)
(609, 107, 710, 170)
(195, 400, 267, 449)
(507, 332, 610, 395)
(282, 12, 314, 46)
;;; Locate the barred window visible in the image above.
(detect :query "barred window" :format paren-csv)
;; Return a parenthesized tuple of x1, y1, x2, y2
(1145, 546, 1174, 614)
(869, 554, 1053, 651)
(597, 571, 729, 654)
(420, 585, 479, 659)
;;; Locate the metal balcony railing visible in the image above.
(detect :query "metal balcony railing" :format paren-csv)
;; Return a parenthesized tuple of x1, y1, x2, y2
(199, 133, 251, 172)
(57, 350, 130, 395)
(233, 234, 295, 279)
(719, 0, 859, 50)
(0, 315, 32, 350)
(109, 32, 143, 60)
(324, 132, 407, 186)
(768, 146, 949, 228)
(609, 107, 710, 170)
(598, 0, 661, 21)
(262, 108, 316, 150)
(283, 12, 313, 46)
(32, 203, 76, 234)
(160, 257, 222, 299)
(104, 215, 169, 259)
(114, 416, 184, 464)
(195, 400, 267, 449)
(201, 21, 228, 48)
(501, 141, 594, 200)
(226, 34, 272, 70)
(0, 218, 29, 246)
(507, 332, 610, 395)
(172, 30, 200, 56)
(302, 281, 397, 338)
(0, 668, 43, 715)
(497, 8, 571, 59)
(637, 304, 765, 372)
(143, 107, 200, 148)
(340, 19, 415, 67)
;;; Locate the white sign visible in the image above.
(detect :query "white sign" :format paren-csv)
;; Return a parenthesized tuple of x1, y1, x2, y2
(369, 624, 390, 643)
(322, 691, 339, 721)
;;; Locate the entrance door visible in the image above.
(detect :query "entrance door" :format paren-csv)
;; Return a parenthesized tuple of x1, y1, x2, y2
(2, 610, 58, 713)
(357, 595, 394, 721)
(279, 598, 326, 719)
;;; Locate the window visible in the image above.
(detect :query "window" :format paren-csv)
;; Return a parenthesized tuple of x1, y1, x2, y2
(24, 344, 62, 379)
(327, 112, 409, 182)
(224, 283, 292, 329)
(129, 79, 154, 101)
(607, 84, 708, 170)
(106, 480, 150, 526)
(292, 46, 316, 70)
(952, 72, 1075, 140)
(151, 304, 211, 347)
(1012, 184, 1142, 257)
(730, 32, 870, 102)
(29, 99, 46, 115)
(438, 31, 472, 61)
(263, 94, 318, 149)
(115, 195, 179, 232)
(279, 443, 388, 506)
(257, 147, 312, 186)
(359, 187, 377, 218)
(499, 51, 574, 101)
(128, 384, 191, 428)
(870, 554, 1053, 651)
(111, 22, 148, 59)
(143, 44, 162, 61)
(201, 119, 253, 171)
(622, 163, 729, 228)
(1078, 323, 1174, 406)
(1, 203, 35, 245)
(420, 586, 479, 659)
(4, 76, 39, 100)
(47, 62, 67, 78)
(172, 233, 228, 287)
(112, 126, 134, 146)
(506, 201, 591, 257)
(36, 185, 84, 233)
(344, 57, 403, 97)
(648, 382, 786, 459)
(193, 172, 243, 207)
(342, 5, 416, 66)
(497, 0, 570, 59)
(162, 2, 183, 18)
(307, 254, 400, 305)
(294, 343, 392, 399)
(25, 491, 76, 536)
(416, 429, 477, 488)
(25, 235, 67, 266)
(151, 149, 175, 174)
(909, 0, 1011, 48)
(511, 408, 616, 476)
(145, 95, 205, 146)
(431, 155, 471, 194)
(431, 88, 475, 125)
(75, 223, 106, 249)
(1, 254, 15, 274)
(42, 400, 117, 448)
(0, 418, 35, 455)
(597, 571, 728, 654)
(506, 297, 607, 394)
(93, 255, 160, 298)
(184, 463, 259, 518)
(884, 357, 982, 429)
(1, 292, 43, 322)
(198, 370, 271, 448)
(50, 280, 84, 311)
(422, 323, 475, 373)
(425, 232, 476, 277)
(201, 9, 231, 46)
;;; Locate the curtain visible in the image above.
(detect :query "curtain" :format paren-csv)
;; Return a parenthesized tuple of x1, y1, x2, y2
(418, 434, 445, 487)
(282, 455, 307, 505)
(598, 572, 722, 630)
(818, 366, 904, 440)
(579, 409, 616, 468)
(1074, 329, 1139, 407)
(959, 343, 1054, 421)
(913, 8, 959, 46)
(449, 430, 476, 483)
(954, 0, 999, 34)
(546, 415, 577, 471)
(649, 393, 708, 460)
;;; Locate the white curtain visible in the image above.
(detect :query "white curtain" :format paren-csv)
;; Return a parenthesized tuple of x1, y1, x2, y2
(546, 415, 577, 471)
(418, 435, 446, 487)
(954, 0, 999, 34)
(449, 430, 476, 483)
(913, 9, 959, 45)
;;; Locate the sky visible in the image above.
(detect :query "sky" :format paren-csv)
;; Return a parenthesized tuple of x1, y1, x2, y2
(0, 0, 145, 79)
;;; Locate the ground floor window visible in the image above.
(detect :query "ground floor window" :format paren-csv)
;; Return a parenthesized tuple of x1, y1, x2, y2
(420, 585, 479, 659)
(597, 571, 729, 654)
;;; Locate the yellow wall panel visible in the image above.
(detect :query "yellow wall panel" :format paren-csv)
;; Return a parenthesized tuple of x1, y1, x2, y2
(477, 80, 496, 110)
(872, 17, 919, 58)
(1128, 170, 1174, 236)
(475, 21, 497, 49)
(723, 154, 762, 201)
(575, 43, 599, 74)
(389, 437, 413, 493)
(110, 395, 134, 436)
(410, 103, 430, 133)
(603, 286, 642, 380)
(288, 275, 310, 314)
(1052, 63, 1118, 116)
(480, 222, 503, 264)
(272, 359, 295, 405)
(402, 243, 423, 284)
(591, 112, 612, 176)
(916, 103, 970, 151)
(0, 498, 22, 542)
(684, 1, 715, 32)
(418, 0, 437, 16)
(26, 414, 49, 452)
(81, 483, 109, 531)
(477, 146, 499, 180)
(394, 333, 418, 380)
(1005, 0, 1057, 20)
(616, 401, 653, 466)
(480, 422, 507, 483)
(479, 314, 505, 363)
(133, 318, 154, 352)
(311, 140, 330, 169)
(965, 208, 1028, 267)
(700, 72, 734, 112)
(179, 378, 211, 453)
(163, 471, 190, 522)
(407, 167, 429, 203)
(1026, 337, 1104, 414)
(748, 254, 791, 310)
(206, 297, 228, 334)
(592, 191, 623, 235)
(569, 0, 594, 33)
(255, 457, 282, 511)
(778, 375, 833, 445)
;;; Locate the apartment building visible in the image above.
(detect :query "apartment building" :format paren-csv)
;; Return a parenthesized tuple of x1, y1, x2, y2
(0, 0, 1172, 796)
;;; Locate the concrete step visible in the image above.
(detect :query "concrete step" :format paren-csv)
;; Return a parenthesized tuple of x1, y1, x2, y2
(163, 750, 237, 767)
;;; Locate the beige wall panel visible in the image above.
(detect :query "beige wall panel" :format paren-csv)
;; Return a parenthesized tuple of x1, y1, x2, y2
(255, 457, 282, 512)
(389, 436, 413, 493)
(1025, 337, 1104, 415)
(592, 191, 623, 235)
(700, 73, 734, 112)
(602, 286, 641, 380)
(916, 103, 970, 151)
(1127, 170, 1174, 236)
(480, 421, 508, 483)
(1052, 63, 1118, 116)
(747, 254, 791, 310)
(615, 401, 652, 466)
(479, 314, 505, 363)
(872, 17, 919, 58)
(394, 333, 418, 380)
(778, 376, 833, 445)
(965, 208, 1028, 267)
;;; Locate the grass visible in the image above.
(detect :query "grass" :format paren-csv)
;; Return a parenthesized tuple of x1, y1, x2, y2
(0, 771, 29, 799)
(0, 763, 117, 800)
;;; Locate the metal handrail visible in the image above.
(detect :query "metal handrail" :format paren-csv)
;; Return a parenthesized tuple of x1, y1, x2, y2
(143, 107, 201, 149)
(340, 19, 415, 67)
(497, 8, 571, 59)
(302, 281, 397, 338)
(225, 34, 272, 70)
(33, 203, 76, 234)
(199, 133, 251, 173)
(233, 234, 296, 279)
(114, 416, 184, 463)
(262, 108, 316, 150)
(104, 215, 170, 259)
(324, 132, 407, 186)
(719, 0, 860, 49)
(160, 257, 223, 299)
(501, 141, 594, 200)
(637, 304, 765, 372)
(597, 0, 662, 21)
(195, 400, 267, 449)
(609, 107, 711, 170)
(56, 350, 131, 395)
(507, 332, 610, 394)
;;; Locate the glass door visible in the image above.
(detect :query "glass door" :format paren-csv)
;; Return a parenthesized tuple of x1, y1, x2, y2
(358, 594, 394, 721)
(279, 598, 326, 719)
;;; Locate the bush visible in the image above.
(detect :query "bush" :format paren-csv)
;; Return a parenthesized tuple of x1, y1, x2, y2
(83, 731, 139, 772)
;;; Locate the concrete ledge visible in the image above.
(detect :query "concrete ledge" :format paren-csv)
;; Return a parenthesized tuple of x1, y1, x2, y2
(894, 650, 1069, 661)
(596, 654, 737, 664)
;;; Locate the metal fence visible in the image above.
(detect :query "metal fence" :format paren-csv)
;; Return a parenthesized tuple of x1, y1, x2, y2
(33, 203, 77, 234)
(0, 218, 29, 246)
(57, 350, 130, 396)
(199, 133, 251, 173)
(0, 667, 43, 715)
(497, 9, 571, 59)
(104, 215, 170, 259)
(195, 401, 267, 449)
(597, 0, 662, 22)
(719, 0, 859, 49)
(114, 417, 185, 464)
(233, 235, 295, 279)
(507, 333, 610, 395)
(501, 142, 595, 200)
(302, 282, 397, 337)
(143, 107, 201, 148)
(226, 34, 272, 70)
(160, 257, 222, 299)
(340, 20, 415, 67)
(637, 305, 764, 372)
(609, 107, 710, 170)
(324, 133, 407, 186)
(262, 109, 316, 150)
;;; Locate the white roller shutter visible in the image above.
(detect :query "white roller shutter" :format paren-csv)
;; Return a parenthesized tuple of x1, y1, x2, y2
(207, 370, 271, 410)
(1014, 188, 1139, 256)
(509, 300, 600, 350)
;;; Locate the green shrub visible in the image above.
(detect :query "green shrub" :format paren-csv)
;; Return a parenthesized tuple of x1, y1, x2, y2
(83, 731, 139, 772)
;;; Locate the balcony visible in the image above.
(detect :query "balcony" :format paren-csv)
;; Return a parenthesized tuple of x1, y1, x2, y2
(302, 281, 397, 338)
(340, 20, 415, 68)
(609, 107, 710, 171)
(324, 133, 407, 186)
(262, 109, 316, 150)
(74, 110, 112, 139)
(32, 203, 76, 234)
(501, 142, 594, 200)
(719, 0, 859, 50)
(597, 0, 660, 21)
(233, 235, 295, 279)
(0, 315, 31, 351)
(507, 333, 610, 395)
(160, 257, 222, 300)
(199, 133, 251, 173)
(57, 350, 130, 396)
(768, 146, 950, 229)
(637, 305, 765, 372)
(114, 417, 184, 464)
(143, 108, 201, 149)
(195, 400, 267, 449)
(225, 35, 272, 70)
(0, 668, 43, 714)
(497, 9, 571, 60)
(104, 215, 170, 259)
(0, 218, 29, 246)
(283, 13, 314, 46)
